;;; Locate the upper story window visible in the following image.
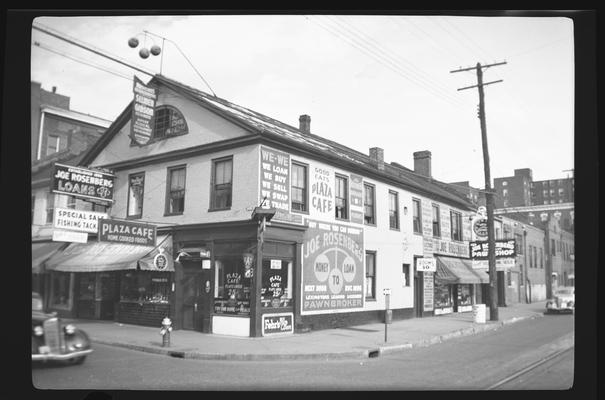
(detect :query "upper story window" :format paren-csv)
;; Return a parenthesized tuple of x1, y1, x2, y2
(432, 204, 441, 237)
(45, 192, 55, 224)
(291, 162, 307, 212)
(502, 181, 508, 186)
(389, 191, 399, 230)
(450, 210, 462, 241)
(515, 234, 523, 254)
(211, 157, 233, 210)
(502, 188, 508, 197)
(127, 172, 145, 218)
(46, 135, 61, 156)
(412, 198, 422, 234)
(335, 175, 348, 220)
(166, 166, 186, 215)
(364, 183, 376, 225)
(558, 188, 564, 196)
(152, 105, 188, 140)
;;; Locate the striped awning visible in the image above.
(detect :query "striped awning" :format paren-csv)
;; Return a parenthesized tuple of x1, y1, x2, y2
(32, 242, 67, 274)
(435, 256, 489, 284)
(44, 235, 174, 272)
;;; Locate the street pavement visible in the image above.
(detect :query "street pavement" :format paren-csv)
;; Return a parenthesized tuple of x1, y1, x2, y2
(67, 303, 549, 361)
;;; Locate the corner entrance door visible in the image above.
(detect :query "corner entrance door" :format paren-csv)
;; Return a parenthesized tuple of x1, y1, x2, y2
(180, 261, 213, 332)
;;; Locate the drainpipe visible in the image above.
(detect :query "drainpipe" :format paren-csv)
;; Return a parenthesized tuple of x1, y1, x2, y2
(36, 110, 46, 160)
(523, 229, 529, 303)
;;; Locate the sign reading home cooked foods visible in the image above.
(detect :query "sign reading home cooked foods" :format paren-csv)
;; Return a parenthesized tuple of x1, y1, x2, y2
(52, 163, 115, 203)
(98, 219, 156, 246)
(301, 219, 364, 314)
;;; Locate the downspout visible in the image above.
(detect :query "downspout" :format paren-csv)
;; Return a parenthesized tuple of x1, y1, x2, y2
(36, 109, 46, 160)
(523, 230, 529, 303)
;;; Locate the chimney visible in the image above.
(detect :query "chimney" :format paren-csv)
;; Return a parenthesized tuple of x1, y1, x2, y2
(369, 147, 384, 170)
(52, 86, 57, 93)
(413, 150, 432, 178)
(299, 114, 311, 134)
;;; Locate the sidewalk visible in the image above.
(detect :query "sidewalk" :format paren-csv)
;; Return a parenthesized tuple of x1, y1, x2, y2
(69, 303, 547, 361)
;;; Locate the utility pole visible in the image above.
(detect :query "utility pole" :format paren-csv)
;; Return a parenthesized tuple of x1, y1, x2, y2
(451, 61, 506, 321)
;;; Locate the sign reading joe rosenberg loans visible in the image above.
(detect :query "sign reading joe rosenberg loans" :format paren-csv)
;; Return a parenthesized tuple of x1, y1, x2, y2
(52, 163, 115, 203)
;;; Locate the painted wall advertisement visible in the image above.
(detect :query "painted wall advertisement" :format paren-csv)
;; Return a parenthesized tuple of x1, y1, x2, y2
(310, 166, 334, 219)
(52, 163, 115, 203)
(301, 220, 364, 314)
(423, 272, 434, 312)
(130, 75, 157, 145)
(259, 146, 302, 224)
(349, 173, 364, 224)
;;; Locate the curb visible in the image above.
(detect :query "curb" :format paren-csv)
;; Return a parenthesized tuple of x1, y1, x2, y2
(93, 312, 545, 361)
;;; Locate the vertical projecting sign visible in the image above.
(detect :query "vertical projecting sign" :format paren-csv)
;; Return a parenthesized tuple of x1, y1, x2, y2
(130, 76, 158, 145)
(259, 146, 301, 223)
(301, 220, 364, 314)
(349, 174, 364, 224)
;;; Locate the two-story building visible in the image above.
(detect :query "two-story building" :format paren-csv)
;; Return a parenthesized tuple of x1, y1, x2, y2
(44, 75, 488, 337)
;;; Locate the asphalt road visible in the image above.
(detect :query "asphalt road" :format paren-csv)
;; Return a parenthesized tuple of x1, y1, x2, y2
(31, 312, 574, 391)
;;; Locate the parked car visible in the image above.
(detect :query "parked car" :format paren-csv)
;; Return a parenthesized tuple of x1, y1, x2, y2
(545, 287, 575, 314)
(32, 292, 93, 364)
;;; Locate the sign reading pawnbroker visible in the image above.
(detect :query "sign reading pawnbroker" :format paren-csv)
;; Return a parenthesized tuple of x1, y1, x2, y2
(469, 239, 516, 259)
(98, 219, 156, 247)
(302, 220, 364, 314)
(52, 163, 115, 203)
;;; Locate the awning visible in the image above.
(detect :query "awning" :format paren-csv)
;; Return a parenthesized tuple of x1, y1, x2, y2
(32, 242, 67, 274)
(44, 235, 174, 273)
(436, 256, 489, 284)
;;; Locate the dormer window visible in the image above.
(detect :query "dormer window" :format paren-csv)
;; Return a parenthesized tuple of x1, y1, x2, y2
(152, 105, 188, 140)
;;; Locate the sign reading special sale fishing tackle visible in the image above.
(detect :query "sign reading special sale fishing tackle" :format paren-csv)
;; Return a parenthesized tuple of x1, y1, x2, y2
(98, 219, 156, 247)
(301, 219, 364, 314)
(52, 163, 115, 203)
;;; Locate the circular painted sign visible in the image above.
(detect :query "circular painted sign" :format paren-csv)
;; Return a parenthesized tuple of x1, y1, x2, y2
(313, 254, 330, 282)
(473, 218, 488, 238)
(154, 253, 168, 270)
(328, 268, 344, 295)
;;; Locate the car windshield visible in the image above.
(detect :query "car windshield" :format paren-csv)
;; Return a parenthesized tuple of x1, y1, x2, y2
(555, 288, 574, 295)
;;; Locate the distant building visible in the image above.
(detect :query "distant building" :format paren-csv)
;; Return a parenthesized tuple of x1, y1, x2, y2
(31, 82, 111, 299)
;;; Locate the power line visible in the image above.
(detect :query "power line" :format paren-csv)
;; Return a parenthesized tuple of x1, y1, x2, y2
(33, 41, 133, 81)
(306, 16, 465, 110)
(328, 16, 465, 107)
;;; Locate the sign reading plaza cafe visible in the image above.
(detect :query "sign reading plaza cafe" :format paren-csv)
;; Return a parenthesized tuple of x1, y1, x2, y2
(301, 219, 364, 314)
(52, 163, 115, 203)
(98, 219, 157, 247)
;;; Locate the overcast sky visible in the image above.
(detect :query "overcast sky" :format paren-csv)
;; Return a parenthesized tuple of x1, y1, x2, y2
(30, 12, 575, 188)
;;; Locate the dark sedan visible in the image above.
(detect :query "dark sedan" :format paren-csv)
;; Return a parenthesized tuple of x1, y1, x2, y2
(32, 292, 93, 364)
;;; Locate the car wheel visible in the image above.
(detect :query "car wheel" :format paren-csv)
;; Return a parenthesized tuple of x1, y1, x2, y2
(70, 356, 86, 365)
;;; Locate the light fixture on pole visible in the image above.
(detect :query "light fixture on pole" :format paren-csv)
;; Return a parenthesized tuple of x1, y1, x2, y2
(128, 32, 162, 62)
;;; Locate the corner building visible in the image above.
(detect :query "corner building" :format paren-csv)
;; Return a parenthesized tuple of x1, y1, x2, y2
(74, 75, 479, 337)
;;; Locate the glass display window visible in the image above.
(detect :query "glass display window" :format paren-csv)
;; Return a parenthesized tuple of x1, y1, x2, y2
(50, 271, 73, 309)
(434, 281, 452, 308)
(261, 259, 293, 308)
(213, 241, 255, 315)
(457, 284, 472, 306)
(120, 271, 170, 304)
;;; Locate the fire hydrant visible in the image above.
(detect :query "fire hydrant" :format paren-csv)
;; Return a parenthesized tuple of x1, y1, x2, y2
(160, 317, 172, 347)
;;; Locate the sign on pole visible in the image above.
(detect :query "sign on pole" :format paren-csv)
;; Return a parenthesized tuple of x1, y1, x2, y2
(130, 76, 158, 145)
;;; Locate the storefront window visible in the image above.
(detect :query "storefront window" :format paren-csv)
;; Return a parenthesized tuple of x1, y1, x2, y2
(120, 271, 170, 303)
(213, 242, 255, 315)
(433, 281, 452, 308)
(457, 284, 472, 307)
(261, 259, 293, 308)
(50, 271, 72, 309)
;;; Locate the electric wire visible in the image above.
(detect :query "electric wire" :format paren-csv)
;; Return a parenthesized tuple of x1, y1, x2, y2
(327, 16, 466, 107)
(306, 16, 466, 110)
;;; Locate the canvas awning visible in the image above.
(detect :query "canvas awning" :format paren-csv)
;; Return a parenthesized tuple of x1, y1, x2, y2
(435, 256, 489, 285)
(44, 234, 174, 272)
(32, 242, 67, 274)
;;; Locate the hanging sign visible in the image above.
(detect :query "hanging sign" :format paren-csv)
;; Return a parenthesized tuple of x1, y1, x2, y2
(52, 229, 88, 243)
(53, 207, 108, 234)
(52, 163, 115, 203)
(469, 239, 516, 259)
(301, 219, 364, 314)
(130, 76, 158, 145)
(416, 257, 436, 272)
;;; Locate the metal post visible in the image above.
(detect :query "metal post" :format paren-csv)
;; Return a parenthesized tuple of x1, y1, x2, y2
(384, 288, 391, 342)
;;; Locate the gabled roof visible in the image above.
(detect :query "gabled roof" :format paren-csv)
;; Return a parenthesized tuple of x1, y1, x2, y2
(80, 74, 474, 210)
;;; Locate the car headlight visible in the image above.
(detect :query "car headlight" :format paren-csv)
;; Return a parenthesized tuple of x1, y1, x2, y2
(33, 326, 44, 336)
(64, 324, 76, 335)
